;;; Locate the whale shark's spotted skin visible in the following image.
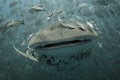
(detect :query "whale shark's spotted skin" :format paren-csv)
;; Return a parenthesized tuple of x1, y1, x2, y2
(13, 19, 98, 70)
(29, 19, 97, 48)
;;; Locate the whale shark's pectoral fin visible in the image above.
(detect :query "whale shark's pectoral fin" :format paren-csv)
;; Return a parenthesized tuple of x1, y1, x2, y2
(12, 42, 39, 62)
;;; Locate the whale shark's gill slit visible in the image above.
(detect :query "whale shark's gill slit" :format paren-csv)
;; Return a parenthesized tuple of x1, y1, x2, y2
(35, 39, 92, 49)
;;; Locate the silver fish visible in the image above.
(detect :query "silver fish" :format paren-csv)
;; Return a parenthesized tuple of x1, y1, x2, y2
(29, 5, 45, 13)
(56, 9, 63, 14)
(6, 19, 24, 27)
(92, 0, 108, 6)
(9, 0, 21, 8)
(38, 4, 42, 7)
(47, 11, 54, 17)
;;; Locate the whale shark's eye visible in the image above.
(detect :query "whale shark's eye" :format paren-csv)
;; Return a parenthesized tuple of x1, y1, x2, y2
(35, 38, 92, 49)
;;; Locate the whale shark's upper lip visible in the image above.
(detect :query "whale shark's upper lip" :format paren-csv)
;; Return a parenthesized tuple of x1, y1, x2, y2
(31, 36, 94, 50)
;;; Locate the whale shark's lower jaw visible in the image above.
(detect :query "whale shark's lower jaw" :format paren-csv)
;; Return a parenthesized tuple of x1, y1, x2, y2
(29, 36, 96, 57)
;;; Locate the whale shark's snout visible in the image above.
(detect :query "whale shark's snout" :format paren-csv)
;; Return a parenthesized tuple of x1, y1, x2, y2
(28, 19, 98, 57)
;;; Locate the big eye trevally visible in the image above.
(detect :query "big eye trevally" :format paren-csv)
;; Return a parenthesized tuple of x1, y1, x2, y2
(0, 19, 25, 30)
(29, 5, 45, 13)
(13, 19, 98, 68)
(6, 19, 24, 27)
(9, 0, 21, 8)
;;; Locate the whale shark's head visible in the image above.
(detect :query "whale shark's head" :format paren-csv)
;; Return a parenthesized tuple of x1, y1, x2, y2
(13, 19, 98, 70)
(28, 19, 98, 58)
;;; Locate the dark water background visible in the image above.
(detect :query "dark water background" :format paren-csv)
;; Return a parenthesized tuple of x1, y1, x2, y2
(0, 0, 120, 80)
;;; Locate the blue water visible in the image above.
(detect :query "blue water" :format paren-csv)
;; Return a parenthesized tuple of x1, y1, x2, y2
(0, 0, 120, 80)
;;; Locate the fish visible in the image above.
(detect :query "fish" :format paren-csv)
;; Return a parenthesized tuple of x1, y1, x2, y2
(86, 21, 94, 28)
(38, 4, 42, 7)
(48, 11, 54, 17)
(47, 11, 54, 19)
(56, 9, 63, 14)
(9, 0, 21, 8)
(29, 5, 45, 13)
(0, 0, 6, 4)
(58, 16, 65, 22)
(6, 19, 24, 27)
(61, 20, 85, 31)
(78, 3, 87, 8)
(27, 33, 34, 41)
(0, 19, 4, 24)
(12, 42, 38, 62)
(13, 19, 98, 63)
(92, 0, 109, 6)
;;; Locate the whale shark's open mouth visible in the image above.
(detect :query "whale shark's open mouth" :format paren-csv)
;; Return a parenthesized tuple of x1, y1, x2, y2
(35, 37, 92, 49)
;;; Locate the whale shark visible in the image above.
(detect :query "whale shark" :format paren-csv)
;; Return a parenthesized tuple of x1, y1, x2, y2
(13, 19, 98, 69)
